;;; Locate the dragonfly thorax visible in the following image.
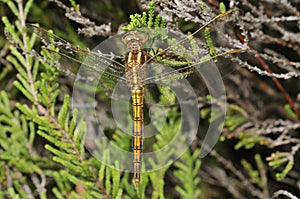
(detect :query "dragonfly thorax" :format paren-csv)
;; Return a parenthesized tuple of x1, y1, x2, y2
(125, 51, 147, 86)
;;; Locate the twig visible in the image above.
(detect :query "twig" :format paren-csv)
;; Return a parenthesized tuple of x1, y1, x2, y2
(237, 33, 300, 120)
(271, 190, 299, 199)
(209, 148, 267, 199)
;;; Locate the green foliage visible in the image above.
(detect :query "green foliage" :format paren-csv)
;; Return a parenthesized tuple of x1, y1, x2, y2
(241, 154, 268, 196)
(2, 0, 203, 196)
(3, 0, 296, 198)
(174, 149, 201, 198)
(204, 27, 216, 58)
(69, 0, 80, 11)
(284, 104, 298, 121)
(2, 0, 111, 198)
(122, 1, 166, 31)
(221, 105, 269, 150)
(0, 91, 49, 198)
(267, 151, 294, 181)
(225, 104, 248, 131)
(234, 131, 269, 150)
(219, 2, 226, 14)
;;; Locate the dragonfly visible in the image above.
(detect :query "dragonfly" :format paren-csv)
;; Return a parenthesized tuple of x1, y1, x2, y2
(29, 9, 241, 186)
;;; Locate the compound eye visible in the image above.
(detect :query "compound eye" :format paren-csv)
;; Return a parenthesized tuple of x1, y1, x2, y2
(122, 31, 148, 45)
(122, 33, 131, 44)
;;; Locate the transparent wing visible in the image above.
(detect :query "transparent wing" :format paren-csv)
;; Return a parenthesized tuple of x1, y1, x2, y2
(144, 50, 240, 85)
(142, 9, 243, 85)
(29, 24, 127, 83)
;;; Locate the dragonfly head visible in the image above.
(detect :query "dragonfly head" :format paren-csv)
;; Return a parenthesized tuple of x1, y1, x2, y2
(122, 31, 148, 52)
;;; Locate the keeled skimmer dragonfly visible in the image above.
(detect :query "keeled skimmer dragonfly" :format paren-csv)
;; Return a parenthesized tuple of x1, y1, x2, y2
(29, 9, 242, 186)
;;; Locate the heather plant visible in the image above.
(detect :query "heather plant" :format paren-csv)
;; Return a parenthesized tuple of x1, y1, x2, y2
(1, 0, 300, 199)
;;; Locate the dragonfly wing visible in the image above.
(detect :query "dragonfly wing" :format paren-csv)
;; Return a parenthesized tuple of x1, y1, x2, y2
(144, 45, 206, 85)
(145, 53, 238, 88)
(143, 8, 244, 85)
(29, 24, 127, 84)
